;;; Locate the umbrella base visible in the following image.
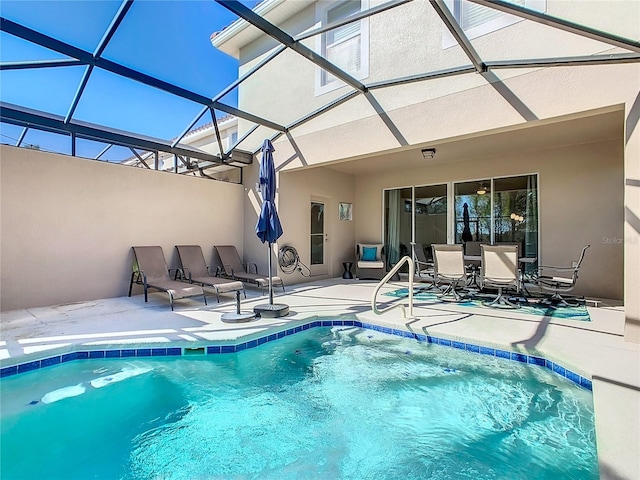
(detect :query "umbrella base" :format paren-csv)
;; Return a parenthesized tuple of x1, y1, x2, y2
(254, 303, 289, 318)
(221, 312, 256, 323)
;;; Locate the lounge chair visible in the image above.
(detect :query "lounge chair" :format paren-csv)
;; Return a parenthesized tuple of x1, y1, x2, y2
(535, 244, 590, 306)
(128, 246, 207, 310)
(479, 244, 521, 308)
(356, 243, 386, 280)
(175, 245, 245, 303)
(432, 244, 467, 301)
(214, 245, 284, 295)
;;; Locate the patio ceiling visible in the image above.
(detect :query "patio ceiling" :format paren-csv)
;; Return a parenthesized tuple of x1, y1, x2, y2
(323, 106, 624, 176)
(1, 0, 638, 177)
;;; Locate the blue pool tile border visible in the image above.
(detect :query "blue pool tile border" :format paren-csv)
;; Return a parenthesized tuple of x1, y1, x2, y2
(0, 319, 592, 390)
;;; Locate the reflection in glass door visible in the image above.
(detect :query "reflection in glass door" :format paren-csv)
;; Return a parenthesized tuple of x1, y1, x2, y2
(453, 175, 538, 262)
(414, 184, 448, 262)
(454, 180, 492, 244)
(310, 201, 326, 275)
(493, 175, 538, 259)
(384, 187, 412, 269)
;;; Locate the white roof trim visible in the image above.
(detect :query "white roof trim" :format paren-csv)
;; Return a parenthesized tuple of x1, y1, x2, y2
(210, 0, 314, 58)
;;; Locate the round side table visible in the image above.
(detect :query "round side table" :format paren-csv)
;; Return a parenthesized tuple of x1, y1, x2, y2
(342, 262, 354, 279)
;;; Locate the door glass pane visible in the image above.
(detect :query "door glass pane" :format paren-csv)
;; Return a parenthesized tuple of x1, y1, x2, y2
(310, 202, 324, 265)
(493, 175, 538, 262)
(454, 180, 491, 244)
(384, 187, 412, 267)
(311, 202, 324, 235)
(414, 184, 447, 262)
(311, 235, 324, 265)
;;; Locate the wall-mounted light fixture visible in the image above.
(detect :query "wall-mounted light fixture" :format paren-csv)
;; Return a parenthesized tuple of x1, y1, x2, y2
(421, 148, 436, 159)
(476, 183, 488, 195)
(510, 213, 524, 222)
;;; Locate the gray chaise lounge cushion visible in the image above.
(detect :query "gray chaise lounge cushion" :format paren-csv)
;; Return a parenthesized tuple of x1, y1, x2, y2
(176, 245, 244, 300)
(130, 246, 206, 310)
(214, 245, 284, 292)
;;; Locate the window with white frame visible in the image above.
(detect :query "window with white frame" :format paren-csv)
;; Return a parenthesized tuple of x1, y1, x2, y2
(316, 0, 369, 95)
(442, 0, 546, 48)
(229, 130, 238, 149)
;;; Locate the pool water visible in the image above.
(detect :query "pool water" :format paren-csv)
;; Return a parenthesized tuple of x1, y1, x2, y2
(1, 327, 598, 479)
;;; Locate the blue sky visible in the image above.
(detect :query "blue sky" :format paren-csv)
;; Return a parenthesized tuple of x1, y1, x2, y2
(0, 0, 259, 159)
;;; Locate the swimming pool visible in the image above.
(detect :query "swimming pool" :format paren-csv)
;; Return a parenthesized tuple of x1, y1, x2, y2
(1, 326, 597, 479)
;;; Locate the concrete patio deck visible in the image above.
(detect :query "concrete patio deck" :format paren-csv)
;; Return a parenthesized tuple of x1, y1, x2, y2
(1, 278, 638, 480)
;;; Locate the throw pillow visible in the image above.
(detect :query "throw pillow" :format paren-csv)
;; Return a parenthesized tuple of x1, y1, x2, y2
(361, 246, 377, 261)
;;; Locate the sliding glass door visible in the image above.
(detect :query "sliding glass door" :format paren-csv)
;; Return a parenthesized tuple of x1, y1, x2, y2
(383, 187, 412, 267)
(383, 175, 538, 267)
(453, 175, 538, 258)
(454, 180, 491, 244)
(414, 184, 447, 261)
(493, 175, 538, 258)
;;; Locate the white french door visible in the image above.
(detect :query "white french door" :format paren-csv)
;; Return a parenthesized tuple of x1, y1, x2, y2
(310, 198, 328, 276)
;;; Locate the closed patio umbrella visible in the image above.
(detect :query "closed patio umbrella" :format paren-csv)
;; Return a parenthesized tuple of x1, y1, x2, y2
(254, 139, 288, 317)
(462, 202, 473, 242)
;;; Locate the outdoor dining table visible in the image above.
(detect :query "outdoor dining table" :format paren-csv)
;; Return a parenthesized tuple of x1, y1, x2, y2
(463, 255, 537, 265)
(463, 255, 538, 294)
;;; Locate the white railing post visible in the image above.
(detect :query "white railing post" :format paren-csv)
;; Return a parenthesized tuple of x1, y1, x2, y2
(371, 255, 414, 318)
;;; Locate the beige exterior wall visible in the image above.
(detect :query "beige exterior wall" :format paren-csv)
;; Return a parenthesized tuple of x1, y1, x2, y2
(239, 157, 356, 284)
(624, 94, 640, 342)
(276, 167, 357, 282)
(354, 138, 624, 300)
(224, 1, 639, 339)
(235, 1, 638, 138)
(0, 145, 244, 311)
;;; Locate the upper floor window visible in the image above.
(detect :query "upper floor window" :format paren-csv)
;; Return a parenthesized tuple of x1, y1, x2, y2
(443, 0, 546, 48)
(316, 0, 369, 95)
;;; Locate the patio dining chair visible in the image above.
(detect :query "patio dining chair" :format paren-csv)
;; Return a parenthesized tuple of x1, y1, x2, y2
(214, 245, 284, 295)
(479, 244, 521, 308)
(534, 245, 590, 306)
(412, 242, 437, 290)
(463, 241, 483, 288)
(128, 246, 207, 310)
(432, 244, 467, 301)
(176, 245, 245, 303)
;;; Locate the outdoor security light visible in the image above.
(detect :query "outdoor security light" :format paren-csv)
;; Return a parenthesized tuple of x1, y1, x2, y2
(421, 148, 436, 159)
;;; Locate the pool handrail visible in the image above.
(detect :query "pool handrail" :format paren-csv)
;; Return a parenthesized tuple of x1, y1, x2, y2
(371, 255, 414, 318)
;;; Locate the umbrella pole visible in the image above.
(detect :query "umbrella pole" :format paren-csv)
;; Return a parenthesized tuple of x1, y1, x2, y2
(268, 242, 273, 305)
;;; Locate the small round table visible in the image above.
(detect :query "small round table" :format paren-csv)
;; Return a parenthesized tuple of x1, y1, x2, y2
(342, 262, 354, 279)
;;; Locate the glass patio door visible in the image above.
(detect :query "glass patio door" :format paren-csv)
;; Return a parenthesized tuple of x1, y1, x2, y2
(310, 200, 327, 275)
(493, 175, 539, 260)
(414, 184, 448, 262)
(453, 175, 539, 261)
(384, 187, 412, 269)
(454, 180, 492, 244)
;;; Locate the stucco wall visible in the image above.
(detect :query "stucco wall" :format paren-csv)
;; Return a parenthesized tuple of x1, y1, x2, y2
(225, 0, 639, 338)
(236, 1, 638, 141)
(624, 93, 640, 342)
(0, 146, 244, 311)
(353, 139, 624, 300)
(266, 167, 357, 283)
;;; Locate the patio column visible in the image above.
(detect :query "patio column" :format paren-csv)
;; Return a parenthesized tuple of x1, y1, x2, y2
(624, 91, 640, 344)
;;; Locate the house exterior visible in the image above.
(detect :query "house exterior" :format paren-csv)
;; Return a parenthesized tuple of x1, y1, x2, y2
(121, 115, 241, 182)
(211, 0, 640, 342)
